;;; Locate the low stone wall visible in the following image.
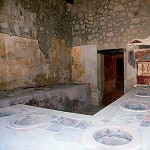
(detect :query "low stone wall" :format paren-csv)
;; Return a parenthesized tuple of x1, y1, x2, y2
(0, 83, 91, 112)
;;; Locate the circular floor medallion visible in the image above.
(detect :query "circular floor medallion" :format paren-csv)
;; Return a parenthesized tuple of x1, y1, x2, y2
(134, 86, 150, 97)
(134, 92, 150, 97)
(9, 113, 49, 129)
(120, 102, 150, 112)
(83, 126, 141, 150)
(93, 128, 132, 146)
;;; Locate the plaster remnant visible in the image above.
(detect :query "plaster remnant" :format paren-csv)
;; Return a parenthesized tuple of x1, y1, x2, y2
(0, 23, 9, 28)
(14, 24, 20, 36)
(23, 27, 29, 33)
(128, 50, 135, 68)
(0, 0, 72, 64)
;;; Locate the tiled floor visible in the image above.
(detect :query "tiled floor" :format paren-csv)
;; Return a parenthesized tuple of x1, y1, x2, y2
(77, 89, 124, 115)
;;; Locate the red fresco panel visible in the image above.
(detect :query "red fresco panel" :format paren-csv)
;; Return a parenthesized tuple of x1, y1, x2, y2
(137, 61, 150, 85)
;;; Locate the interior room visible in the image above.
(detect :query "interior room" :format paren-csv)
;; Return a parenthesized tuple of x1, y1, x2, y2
(97, 48, 124, 106)
(0, 0, 150, 149)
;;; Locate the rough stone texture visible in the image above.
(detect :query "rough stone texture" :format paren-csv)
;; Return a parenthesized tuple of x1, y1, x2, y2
(71, 0, 150, 50)
(0, 84, 91, 113)
(0, 33, 71, 90)
(0, 0, 72, 63)
(0, 0, 72, 90)
(72, 0, 150, 102)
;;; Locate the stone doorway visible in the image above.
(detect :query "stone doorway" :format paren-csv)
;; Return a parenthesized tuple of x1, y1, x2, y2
(97, 48, 124, 106)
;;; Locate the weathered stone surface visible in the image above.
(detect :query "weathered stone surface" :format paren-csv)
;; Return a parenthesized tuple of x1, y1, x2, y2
(0, 0, 72, 63)
(72, 0, 150, 49)
(0, 0, 72, 90)
(0, 84, 91, 113)
(0, 33, 71, 90)
(0, 23, 9, 29)
(72, 46, 85, 81)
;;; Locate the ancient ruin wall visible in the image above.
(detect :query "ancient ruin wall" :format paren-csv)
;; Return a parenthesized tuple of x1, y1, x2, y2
(0, 0, 72, 90)
(71, 0, 150, 49)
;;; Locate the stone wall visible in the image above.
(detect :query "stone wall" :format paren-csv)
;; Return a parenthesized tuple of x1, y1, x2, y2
(0, 0, 72, 90)
(71, 0, 150, 50)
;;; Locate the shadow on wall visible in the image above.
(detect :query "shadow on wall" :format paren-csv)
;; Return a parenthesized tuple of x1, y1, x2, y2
(25, 97, 83, 112)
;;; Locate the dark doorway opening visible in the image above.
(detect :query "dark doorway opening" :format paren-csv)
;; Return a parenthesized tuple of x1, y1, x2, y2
(116, 56, 124, 90)
(98, 48, 124, 106)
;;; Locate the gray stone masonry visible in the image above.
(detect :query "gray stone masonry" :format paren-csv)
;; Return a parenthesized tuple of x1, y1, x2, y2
(71, 0, 150, 50)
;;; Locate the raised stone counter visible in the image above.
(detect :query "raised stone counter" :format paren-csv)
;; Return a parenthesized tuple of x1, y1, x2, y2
(0, 83, 91, 112)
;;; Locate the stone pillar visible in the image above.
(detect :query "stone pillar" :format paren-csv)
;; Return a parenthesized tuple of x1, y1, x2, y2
(72, 44, 99, 105)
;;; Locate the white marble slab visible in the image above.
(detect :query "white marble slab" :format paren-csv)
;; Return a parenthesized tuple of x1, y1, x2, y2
(0, 86, 149, 150)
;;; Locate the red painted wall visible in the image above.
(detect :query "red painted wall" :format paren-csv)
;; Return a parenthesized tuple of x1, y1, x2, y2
(104, 54, 116, 93)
